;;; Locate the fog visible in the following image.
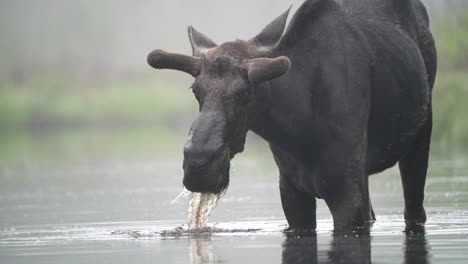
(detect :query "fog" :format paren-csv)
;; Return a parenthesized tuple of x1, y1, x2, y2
(0, 0, 466, 77)
(1, 1, 468, 263)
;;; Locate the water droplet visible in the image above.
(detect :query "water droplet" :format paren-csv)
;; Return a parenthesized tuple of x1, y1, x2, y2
(170, 188, 191, 205)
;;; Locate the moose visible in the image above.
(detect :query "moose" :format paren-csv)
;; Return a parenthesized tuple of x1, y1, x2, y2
(147, 0, 437, 230)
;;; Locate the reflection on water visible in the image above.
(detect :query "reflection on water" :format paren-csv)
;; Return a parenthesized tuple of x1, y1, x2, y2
(281, 227, 431, 264)
(282, 232, 319, 264)
(404, 225, 430, 264)
(189, 234, 222, 264)
(282, 230, 372, 264)
(185, 226, 431, 264)
(328, 231, 372, 264)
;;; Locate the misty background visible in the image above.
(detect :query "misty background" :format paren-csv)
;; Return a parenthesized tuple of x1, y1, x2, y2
(1, 1, 466, 75)
(0, 2, 468, 263)
(0, 0, 467, 172)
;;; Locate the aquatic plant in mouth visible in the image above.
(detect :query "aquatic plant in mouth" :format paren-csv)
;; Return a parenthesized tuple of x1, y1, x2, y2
(187, 192, 223, 230)
(170, 188, 223, 230)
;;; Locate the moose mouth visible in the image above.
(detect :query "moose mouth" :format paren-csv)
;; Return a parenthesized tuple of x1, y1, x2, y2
(182, 146, 231, 194)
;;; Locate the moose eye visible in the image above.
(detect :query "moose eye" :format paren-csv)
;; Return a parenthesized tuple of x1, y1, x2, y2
(240, 87, 251, 97)
(237, 89, 251, 104)
(191, 85, 205, 105)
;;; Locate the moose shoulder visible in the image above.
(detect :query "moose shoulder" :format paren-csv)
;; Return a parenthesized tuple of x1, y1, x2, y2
(147, 0, 437, 231)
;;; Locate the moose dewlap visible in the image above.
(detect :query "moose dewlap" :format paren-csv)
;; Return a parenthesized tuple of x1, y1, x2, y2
(187, 192, 222, 230)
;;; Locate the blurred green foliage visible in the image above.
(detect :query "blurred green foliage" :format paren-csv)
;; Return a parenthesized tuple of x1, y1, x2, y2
(432, 71, 468, 153)
(0, 76, 196, 130)
(434, 14, 468, 70)
(430, 14, 468, 154)
(1, 72, 466, 159)
(0, 15, 467, 163)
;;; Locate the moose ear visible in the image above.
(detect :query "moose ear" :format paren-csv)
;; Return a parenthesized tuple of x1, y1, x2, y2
(249, 6, 291, 48)
(243, 56, 291, 85)
(188, 26, 217, 57)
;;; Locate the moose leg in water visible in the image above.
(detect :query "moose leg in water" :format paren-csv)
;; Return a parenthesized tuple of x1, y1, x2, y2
(271, 144, 317, 230)
(320, 140, 373, 230)
(399, 108, 432, 225)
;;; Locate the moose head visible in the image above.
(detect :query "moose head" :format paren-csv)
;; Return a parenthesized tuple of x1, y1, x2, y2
(147, 8, 291, 193)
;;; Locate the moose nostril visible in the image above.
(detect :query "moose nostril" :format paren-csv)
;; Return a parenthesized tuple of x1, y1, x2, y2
(183, 143, 225, 166)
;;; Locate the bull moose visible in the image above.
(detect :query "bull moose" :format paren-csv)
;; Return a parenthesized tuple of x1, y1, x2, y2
(147, 0, 437, 230)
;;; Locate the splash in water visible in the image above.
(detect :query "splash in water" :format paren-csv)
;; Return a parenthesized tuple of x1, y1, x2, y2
(187, 192, 223, 230)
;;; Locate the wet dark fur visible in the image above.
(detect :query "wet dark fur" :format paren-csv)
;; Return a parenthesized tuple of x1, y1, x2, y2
(149, 0, 437, 230)
(251, 0, 436, 229)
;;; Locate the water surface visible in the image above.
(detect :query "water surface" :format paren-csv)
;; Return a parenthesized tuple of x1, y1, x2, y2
(1, 130, 467, 263)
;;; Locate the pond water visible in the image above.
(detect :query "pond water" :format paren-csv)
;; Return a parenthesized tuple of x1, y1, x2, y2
(0, 130, 467, 263)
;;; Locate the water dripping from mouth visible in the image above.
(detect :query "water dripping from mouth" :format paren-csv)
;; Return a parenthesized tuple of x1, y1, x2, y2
(187, 192, 223, 230)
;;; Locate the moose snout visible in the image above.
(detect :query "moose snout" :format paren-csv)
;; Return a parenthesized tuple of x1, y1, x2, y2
(183, 142, 225, 168)
(183, 143, 229, 193)
(182, 110, 230, 193)
(182, 139, 227, 191)
(183, 110, 227, 166)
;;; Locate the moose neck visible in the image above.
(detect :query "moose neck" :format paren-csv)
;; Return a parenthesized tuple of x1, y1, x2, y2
(248, 80, 317, 161)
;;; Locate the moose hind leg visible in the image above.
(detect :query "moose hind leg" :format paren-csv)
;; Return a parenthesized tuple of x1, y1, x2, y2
(398, 111, 432, 225)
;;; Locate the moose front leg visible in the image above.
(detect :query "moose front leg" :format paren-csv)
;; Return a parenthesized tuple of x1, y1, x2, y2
(312, 131, 374, 230)
(318, 141, 373, 230)
(323, 174, 373, 230)
(271, 144, 317, 230)
(280, 176, 317, 230)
